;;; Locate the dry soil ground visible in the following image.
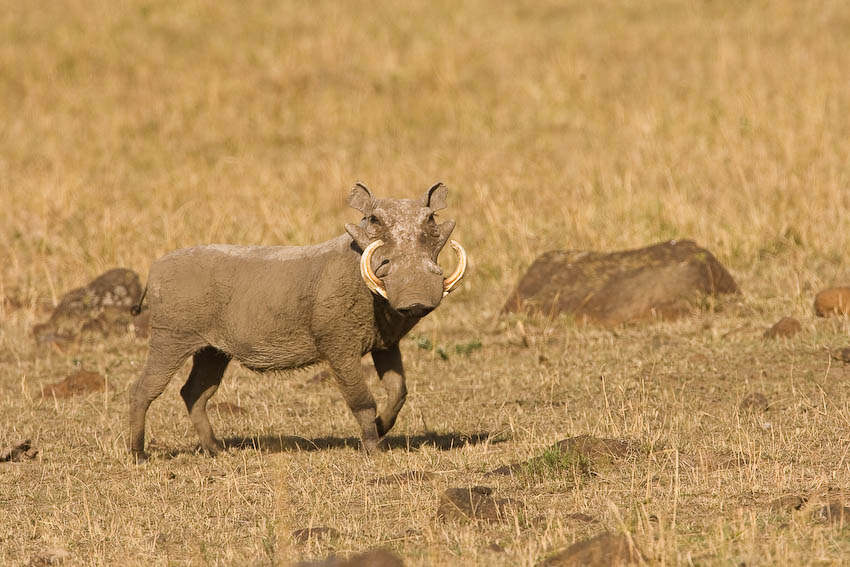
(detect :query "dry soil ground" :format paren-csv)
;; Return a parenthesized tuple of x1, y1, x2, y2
(2, 1, 850, 565)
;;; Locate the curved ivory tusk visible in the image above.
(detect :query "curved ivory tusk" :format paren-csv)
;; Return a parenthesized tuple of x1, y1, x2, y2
(360, 240, 388, 299)
(442, 240, 468, 296)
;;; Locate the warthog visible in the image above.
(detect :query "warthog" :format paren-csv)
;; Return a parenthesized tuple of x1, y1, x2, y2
(129, 183, 467, 462)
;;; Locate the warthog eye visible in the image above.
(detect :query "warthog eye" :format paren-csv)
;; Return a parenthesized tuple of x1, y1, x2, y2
(427, 214, 439, 237)
(367, 215, 382, 227)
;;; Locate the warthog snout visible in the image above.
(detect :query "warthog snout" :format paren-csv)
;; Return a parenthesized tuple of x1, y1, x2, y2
(347, 182, 467, 316)
(395, 303, 435, 318)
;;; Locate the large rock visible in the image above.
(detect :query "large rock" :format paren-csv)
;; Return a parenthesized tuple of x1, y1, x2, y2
(503, 240, 739, 326)
(32, 268, 149, 344)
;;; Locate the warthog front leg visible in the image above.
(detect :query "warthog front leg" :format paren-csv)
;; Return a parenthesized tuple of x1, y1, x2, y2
(372, 344, 407, 437)
(326, 353, 382, 454)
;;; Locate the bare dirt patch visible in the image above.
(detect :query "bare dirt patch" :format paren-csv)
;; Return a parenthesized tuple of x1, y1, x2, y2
(40, 369, 106, 398)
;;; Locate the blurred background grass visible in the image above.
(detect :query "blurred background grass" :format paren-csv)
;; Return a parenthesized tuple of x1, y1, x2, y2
(3, 3, 850, 565)
(2, 0, 849, 315)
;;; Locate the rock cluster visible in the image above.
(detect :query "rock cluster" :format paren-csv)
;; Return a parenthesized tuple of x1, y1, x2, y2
(32, 268, 149, 344)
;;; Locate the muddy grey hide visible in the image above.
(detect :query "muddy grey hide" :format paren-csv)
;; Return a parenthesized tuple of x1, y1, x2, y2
(129, 183, 467, 462)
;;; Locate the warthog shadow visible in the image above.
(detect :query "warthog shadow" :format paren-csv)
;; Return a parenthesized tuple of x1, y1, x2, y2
(157, 431, 498, 459)
(223, 431, 495, 453)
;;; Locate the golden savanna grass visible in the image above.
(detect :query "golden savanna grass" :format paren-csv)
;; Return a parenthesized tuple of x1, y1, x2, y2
(2, 1, 850, 565)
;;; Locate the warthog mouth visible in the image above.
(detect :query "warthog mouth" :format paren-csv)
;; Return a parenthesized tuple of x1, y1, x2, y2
(359, 239, 468, 300)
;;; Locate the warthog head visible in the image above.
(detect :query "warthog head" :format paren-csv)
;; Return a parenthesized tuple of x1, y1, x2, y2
(345, 182, 467, 317)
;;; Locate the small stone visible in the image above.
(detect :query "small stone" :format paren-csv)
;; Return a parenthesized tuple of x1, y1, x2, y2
(291, 527, 340, 543)
(541, 532, 642, 566)
(763, 317, 802, 339)
(831, 348, 850, 363)
(294, 549, 404, 567)
(740, 392, 769, 413)
(565, 512, 599, 524)
(768, 494, 806, 512)
(1, 439, 38, 463)
(814, 287, 850, 317)
(40, 370, 106, 398)
(812, 501, 850, 526)
(551, 435, 635, 460)
(436, 487, 522, 523)
(27, 547, 71, 567)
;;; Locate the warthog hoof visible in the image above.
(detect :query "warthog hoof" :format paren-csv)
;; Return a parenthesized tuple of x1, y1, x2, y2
(202, 442, 225, 457)
(132, 450, 150, 464)
(362, 437, 387, 455)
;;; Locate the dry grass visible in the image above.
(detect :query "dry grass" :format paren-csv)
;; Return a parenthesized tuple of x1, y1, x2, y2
(2, 1, 850, 565)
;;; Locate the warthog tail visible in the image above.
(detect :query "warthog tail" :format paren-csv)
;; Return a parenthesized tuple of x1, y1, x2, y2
(130, 285, 148, 316)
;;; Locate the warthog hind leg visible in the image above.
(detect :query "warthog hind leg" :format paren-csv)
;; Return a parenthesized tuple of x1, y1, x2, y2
(180, 346, 231, 455)
(129, 333, 198, 463)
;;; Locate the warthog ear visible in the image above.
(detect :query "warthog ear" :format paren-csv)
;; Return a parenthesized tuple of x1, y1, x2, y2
(348, 182, 375, 215)
(421, 182, 448, 211)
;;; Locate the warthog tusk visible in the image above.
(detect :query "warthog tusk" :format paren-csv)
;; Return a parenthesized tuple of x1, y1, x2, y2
(360, 240, 388, 299)
(442, 240, 467, 296)
(360, 239, 468, 299)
